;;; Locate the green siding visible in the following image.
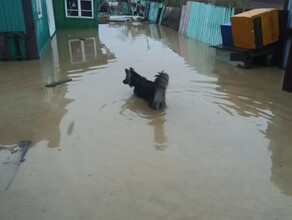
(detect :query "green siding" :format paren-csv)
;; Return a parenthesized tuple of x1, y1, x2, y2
(31, 0, 51, 56)
(53, 0, 98, 29)
(0, 1, 26, 60)
(0, 0, 26, 32)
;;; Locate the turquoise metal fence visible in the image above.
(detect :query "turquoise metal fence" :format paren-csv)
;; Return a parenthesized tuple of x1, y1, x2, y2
(158, 4, 165, 24)
(148, 2, 164, 23)
(139, 0, 150, 18)
(140, 0, 146, 5)
(120, 2, 130, 15)
(187, 2, 235, 45)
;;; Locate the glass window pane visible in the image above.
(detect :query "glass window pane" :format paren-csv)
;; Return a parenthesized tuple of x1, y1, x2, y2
(67, 0, 78, 10)
(67, 10, 78, 16)
(81, 11, 92, 17)
(81, 1, 92, 10)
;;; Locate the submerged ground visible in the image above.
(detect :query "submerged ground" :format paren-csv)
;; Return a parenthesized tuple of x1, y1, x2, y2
(0, 23, 292, 220)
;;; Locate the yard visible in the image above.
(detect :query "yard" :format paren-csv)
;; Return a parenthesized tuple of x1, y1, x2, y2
(0, 23, 292, 220)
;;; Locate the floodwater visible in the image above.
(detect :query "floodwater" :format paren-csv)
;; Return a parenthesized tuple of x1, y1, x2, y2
(0, 23, 292, 220)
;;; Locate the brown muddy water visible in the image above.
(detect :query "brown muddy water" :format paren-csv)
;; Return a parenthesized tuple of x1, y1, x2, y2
(0, 23, 292, 220)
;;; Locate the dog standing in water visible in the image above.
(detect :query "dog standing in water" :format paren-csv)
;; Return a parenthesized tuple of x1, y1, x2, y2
(123, 67, 169, 109)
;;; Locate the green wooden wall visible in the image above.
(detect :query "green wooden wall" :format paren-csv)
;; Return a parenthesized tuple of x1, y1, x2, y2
(52, 0, 98, 29)
(0, 0, 26, 32)
(0, 0, 26, 60)
(31, 0, 51, 56)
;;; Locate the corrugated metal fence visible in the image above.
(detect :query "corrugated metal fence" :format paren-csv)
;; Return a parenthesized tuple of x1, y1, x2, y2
(178, 1, 192, 35)
(148, 2, 164, 23)
(137, 1, 235, 46)
(186, 2, 235, 45)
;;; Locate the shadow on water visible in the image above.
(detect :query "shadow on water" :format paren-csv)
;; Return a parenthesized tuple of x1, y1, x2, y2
(119, 96, 167, 150)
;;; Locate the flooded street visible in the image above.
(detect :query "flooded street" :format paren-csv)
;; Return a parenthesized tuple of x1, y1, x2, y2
(1, 23, 292, 219)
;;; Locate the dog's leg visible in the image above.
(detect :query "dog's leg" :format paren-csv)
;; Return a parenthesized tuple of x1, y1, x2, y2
(149, 100, 157, 109)
(134, 88, 142, 98)
(159, 101, 166, 109)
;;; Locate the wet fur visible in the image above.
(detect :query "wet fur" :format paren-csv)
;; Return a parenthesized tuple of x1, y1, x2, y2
(123, 67, 169, 109)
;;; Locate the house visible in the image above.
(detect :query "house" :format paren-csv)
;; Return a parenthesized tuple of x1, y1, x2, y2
(0, 0, 99, 61)
(52, 0, 98, 29)
(0, 0, 55, 60)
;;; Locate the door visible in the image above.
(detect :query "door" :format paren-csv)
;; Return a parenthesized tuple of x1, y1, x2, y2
(46, 0, 56, 37)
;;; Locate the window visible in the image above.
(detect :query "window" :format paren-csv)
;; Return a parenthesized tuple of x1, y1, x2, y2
(36, 0, 43, 19)
(65, 0, 94, 18)
(69, 38, 97, 63)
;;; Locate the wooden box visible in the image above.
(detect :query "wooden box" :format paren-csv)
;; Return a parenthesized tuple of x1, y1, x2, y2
(231, 9, 279, 49)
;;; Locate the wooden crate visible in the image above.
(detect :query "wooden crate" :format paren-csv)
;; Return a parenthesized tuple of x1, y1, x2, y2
(231, 8, 279, 49)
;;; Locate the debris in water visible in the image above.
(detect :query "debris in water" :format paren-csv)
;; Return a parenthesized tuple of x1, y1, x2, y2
(0, 141, 31, 191)
(45, 78, 72, 87)
(12, 146, 22, 154)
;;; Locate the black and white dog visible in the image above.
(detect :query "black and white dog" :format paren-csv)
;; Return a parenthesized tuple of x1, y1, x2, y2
(123, 67, 169, 109)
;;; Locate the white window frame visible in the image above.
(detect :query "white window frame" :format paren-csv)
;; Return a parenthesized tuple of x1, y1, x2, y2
(65, 0, 94, 19)
(36, 0, 43, 19)
(68, 38, 97, 64)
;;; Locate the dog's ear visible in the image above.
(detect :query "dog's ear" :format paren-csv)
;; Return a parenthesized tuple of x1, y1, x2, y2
(125, 69, 131, 78)
(130, 67, 135, 72)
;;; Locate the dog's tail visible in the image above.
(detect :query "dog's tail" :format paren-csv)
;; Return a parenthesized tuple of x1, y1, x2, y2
(155, 71, 169, 89)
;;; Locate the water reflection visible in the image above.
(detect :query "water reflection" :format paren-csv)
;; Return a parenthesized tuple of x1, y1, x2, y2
(0, 22, 291, 200)
(213, 62, 292, 196)
(113, 23, 292, 196)
(55, 29, 116, 74)
(0, 28, 116, 148)
(112, 23, 216, 75)
(0, 42, 73, 148)
(119, 96, 167, 150)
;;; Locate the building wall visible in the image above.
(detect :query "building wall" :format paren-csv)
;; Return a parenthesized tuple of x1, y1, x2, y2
(0, 0, 26, 32)
(31, 0, 51, 57)
(52, 0, 98, 29)
(0, 0, 27, 60)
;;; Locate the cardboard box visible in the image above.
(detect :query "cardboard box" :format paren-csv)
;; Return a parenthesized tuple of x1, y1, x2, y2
(231, 9, 279, 49)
